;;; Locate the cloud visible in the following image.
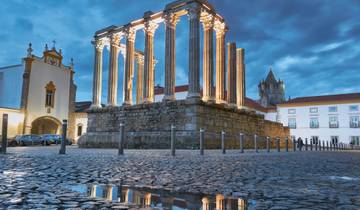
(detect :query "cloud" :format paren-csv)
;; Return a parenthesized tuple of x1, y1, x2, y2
(274, 55, 318, 71)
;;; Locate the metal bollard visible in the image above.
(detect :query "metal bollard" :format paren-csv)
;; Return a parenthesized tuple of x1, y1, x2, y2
(254, 134, 258, 153)
(315, 141, 318, 151)
(330, 142, 333, 151)
(59, 119, 67, 155)
(221, 131, 226, 154)
(239, 133, 244, 153)
(276, 138, 280, 152)
(326, 141, 329, 151)
(266, 137, 270, 153)
(293, 138, 296, 152)
(171, 125, 176, 156)
(310, 140, 313, 151)
(1, 114, 8, 154)
(305, 138, 308, 151)
(319, 141, 322, 151)
(118, 123, 125, 155)
(200, 129, 204, 155)
(285, 137, 289, 152)
(322, 141, 325, 151)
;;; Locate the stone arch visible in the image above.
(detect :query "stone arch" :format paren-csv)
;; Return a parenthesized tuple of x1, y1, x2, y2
(31, 116, 62, 135)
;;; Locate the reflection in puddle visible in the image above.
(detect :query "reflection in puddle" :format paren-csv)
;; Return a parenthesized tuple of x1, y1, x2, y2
(66, 184, 248, 210)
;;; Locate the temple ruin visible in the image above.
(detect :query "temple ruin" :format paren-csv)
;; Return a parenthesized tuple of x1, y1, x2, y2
(79, 0, 289, 148)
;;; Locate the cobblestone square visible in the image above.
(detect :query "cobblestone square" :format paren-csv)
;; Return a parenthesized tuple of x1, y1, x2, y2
(0, 146, 360, 209)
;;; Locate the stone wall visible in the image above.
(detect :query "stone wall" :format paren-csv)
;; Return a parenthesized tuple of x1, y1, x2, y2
(78, 99, 290, 149)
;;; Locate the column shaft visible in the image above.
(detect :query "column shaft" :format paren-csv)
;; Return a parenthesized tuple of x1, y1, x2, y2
(92, 40, 103, 108)
(214, 20, 226, 104)
(236, 48, 245, 108)
(187, 6, 201, 99)
(143, 21, 158, 103)
(201, 12, 214, 102)
(107, 35, 120, 106)
(136, 56, 144, 104)
(123, 28, 136, 105)
(227, 42, 236, 105)
(164, 13, 178, 101)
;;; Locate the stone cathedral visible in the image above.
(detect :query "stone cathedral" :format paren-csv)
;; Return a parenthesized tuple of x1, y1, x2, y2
(79, 0, 289, 148)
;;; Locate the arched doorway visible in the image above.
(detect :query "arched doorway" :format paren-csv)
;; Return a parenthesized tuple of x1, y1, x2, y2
(31, 116, 61, 135)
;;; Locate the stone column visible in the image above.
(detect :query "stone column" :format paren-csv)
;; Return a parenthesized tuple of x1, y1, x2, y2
(227, 42, 236, 105)
(163, 12, 179, 101)
(91, 39, 104, 108)
(214, 20, 227, 104)
(143, 20, 158, 103)
(236, 48, 245, 108)
(136, 55, 144, 104)
(187, 6, 201, 99)
(107, 34, 121, 106)
(123, 27, 136, 106)
(200, 11, 214, 102)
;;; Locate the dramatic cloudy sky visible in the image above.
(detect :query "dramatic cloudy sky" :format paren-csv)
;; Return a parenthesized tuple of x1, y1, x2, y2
(1, 0, 359, 103)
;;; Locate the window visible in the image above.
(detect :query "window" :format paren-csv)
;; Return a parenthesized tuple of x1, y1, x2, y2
(350, 136, 360, 146)
(45, 81, 56, 108)
(288, 109, 296, 114)
(310, 107, 318, 113)
(311, 136, 319, 144)
(350, 116, 359, 128)
(310, 117, 319, 128)
(288, 118, 296, 129)
(349, 105, 359, 112)
(329, 116, 339, 128)
(328, 106, 337, 112)
(77, 125, 83, 137)
(331, 136, 339, 145)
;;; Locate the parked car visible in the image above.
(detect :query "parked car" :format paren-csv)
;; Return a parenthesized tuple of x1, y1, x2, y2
(7, 138, 18, 147)
(57, 138, 73, 145)
(15, 135, 43, 146)
(42, 134, 61, 145)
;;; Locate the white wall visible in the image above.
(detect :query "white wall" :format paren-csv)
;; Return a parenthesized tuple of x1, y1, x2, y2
(277, 103, 360, 143)
(0, 64, 23, 108)
(26, 59, 71, 125)
(73, 112, 88, 143)
(0, 108, 24, 138)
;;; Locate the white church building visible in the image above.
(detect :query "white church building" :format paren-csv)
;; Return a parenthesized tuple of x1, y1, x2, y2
(0, 43, 80, 140)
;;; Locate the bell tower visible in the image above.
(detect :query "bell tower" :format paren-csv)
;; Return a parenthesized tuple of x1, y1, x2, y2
(258, 68, 285, 107)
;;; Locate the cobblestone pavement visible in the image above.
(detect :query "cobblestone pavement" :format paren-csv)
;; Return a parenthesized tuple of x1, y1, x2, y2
(0, 146, 360, 209)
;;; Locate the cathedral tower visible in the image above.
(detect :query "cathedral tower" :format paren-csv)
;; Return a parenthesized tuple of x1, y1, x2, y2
(258, 68, 285, 107)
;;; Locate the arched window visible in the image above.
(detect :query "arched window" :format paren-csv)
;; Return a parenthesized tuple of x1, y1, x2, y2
(45, 81, 56, 108)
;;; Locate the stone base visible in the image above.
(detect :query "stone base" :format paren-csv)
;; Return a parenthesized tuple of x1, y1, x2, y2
(78, 99, 290, 149)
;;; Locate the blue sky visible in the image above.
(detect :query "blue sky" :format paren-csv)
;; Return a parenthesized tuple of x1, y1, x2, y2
(0, 0, 359, 103)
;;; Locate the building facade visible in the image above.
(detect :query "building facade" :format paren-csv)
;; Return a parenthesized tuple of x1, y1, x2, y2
(276, 94, 360, 145)
(0, 43, 78, 140)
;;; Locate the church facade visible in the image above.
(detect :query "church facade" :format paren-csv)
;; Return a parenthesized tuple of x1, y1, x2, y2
(0, 44, 78, 140)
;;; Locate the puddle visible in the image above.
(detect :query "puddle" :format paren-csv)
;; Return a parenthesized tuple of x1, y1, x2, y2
(2, 170, 27, 177)
(65, 183, 248, 210)
(329, 176, 360, 181)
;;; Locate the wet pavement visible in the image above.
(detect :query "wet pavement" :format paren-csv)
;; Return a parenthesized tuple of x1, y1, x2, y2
(0, 146, 360, 209)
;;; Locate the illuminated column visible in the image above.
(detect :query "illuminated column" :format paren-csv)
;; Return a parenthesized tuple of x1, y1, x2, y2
(123, 27, 136, 106)
(200, 11, 214, 102)
(214, 20, 227, 104)
(227, 42, 236, 106)
(187, 6, 201, 99)
(236, 48, 245, 108)
(91, 39, 104, 108)
(143, 20, 158, 103)
(216, 194, 226, 210)
(136, 55, 144, 104)
(107, 34, 121, 106)
(163, 12, 179, 101)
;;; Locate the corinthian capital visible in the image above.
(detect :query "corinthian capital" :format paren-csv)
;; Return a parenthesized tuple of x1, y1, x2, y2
(200, 11, 214, 30)
(144, 20, 159, 37)
(187, 5, 201, 20)
(164, 12, 180, 29)
(214, 19, 227, 37)
(93, 39, 104, 51)
(125, 27, 136, 42)
(109, 34, 121, 47)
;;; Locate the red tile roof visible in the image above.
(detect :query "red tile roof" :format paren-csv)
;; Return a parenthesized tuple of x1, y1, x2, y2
(279, 93, 360, 105)
(154, 85, 272, 112)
